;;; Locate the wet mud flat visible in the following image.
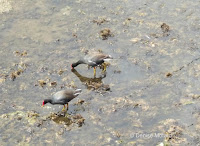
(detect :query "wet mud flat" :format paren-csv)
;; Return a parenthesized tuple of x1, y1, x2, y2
(1, 0, 200, 145)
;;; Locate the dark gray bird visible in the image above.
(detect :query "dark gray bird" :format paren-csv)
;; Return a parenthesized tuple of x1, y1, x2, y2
(42, 89, 82, 110)
(71, 52, 113, 76)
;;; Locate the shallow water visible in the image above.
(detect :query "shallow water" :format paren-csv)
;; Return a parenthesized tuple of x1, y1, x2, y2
(1, 0, 200, 145)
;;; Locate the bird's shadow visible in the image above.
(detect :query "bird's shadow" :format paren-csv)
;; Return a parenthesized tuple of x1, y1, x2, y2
(71, 69, 110, 91)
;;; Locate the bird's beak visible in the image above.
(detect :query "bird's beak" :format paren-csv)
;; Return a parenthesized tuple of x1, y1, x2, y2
(71, 64, 74, 69)
(42, 101, 45, 107)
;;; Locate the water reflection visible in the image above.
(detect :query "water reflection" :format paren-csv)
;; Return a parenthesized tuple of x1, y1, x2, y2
(71, 69, 110, 91)
(52, 115, 72, 125)
(47, 111, 84, 127)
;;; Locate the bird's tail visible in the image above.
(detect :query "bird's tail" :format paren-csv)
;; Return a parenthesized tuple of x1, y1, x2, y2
(103, 55, 113, 61)
(74, 89, 82, 96)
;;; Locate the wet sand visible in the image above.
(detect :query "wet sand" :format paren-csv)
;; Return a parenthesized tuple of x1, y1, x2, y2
(1, 0, 200, 145)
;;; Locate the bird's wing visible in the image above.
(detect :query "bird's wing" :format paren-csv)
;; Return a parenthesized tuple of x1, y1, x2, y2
(92, 53, 111, 60)
(62, 90, 76, 102)
(63, 90, 74, 97)
(84, 55, 98, 66)
(84, 53, 112, 66)
(53, 90, 68, 101)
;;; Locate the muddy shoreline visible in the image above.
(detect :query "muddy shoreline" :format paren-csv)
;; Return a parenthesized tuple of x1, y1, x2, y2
(1, 0, 200, 145)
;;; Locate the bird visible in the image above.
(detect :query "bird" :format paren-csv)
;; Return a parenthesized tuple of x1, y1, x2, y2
(42, 89, 82, 111)
(71, 52, 113, 76)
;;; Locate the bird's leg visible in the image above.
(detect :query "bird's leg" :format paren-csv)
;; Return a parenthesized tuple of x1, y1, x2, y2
(66, 103, 69, 110)
(103, 63, 107, 72)
(93, 67, 96, 77)
(62, 105, 66, 111)
(101, 63, 107, 73)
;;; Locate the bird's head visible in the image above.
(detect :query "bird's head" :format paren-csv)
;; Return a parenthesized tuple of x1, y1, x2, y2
(71, 60, 84, 69)
(42, 100, 45, 107)
(71, 62, 79, 69)
(42, 99, 50, 107)
(71, 64, 75, 69)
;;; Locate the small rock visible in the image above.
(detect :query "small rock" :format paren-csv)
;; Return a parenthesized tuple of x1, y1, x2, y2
(38, 80, 47, 87)
(161, 23, 170, 33)
(130, 38, 141, 43)
(58, 69, 64, 75)
(76, 100, 84, 105)
(100, 28, 113, 40)
(13, 51, 27, 57)
(93, 18, 108, 25)
(49, 81, 57, 87)
(161, 23, 170, 37)
(72, 114, 83, 120)
(166, 72, 172, 77)
(114, 70, 121, 74)
(77, 118, 85, 127)
(17, 116, 22, 120)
